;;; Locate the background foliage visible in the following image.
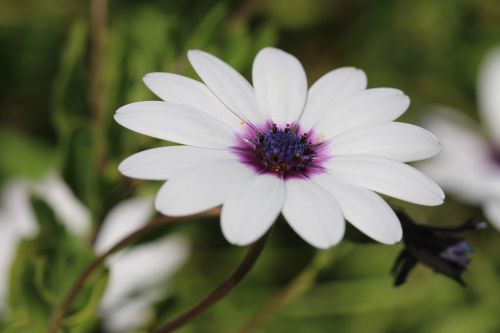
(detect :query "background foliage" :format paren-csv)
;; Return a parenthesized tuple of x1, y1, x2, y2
(1, 0, 499, 332)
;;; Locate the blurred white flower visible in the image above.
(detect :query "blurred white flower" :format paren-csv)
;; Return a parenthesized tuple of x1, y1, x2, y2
(419, 47, 500, 230)
(1, 181, 38, 237)
(0, 180, 41, 314)
(0, 174, 89, 315)
(0, 176, 189, 333)
(95, 198, 190, 333)
(32, 173, 90, 236)
(0, 213, 17, 315)
(115, 47, 444, 249)
(95, 197, 155, 254)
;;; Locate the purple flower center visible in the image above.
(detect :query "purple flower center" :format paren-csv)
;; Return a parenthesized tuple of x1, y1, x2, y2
(233, 123, 328, 179)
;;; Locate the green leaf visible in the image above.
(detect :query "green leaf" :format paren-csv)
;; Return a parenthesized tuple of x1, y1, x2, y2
(0, 127, 57, 181)
(5, 198, 101, 333)
(62, 125, 100, 218)
(51, 19, 88, 138)
(125, 8, 174, 102)
(185, 3, 227, 51)
(62, 268, 109, 332)
(49, 19, 88, 174)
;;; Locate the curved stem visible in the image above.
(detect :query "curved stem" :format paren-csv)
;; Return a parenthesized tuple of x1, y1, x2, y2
(45, 209, 219, 333)
(154, 232, 270, 333)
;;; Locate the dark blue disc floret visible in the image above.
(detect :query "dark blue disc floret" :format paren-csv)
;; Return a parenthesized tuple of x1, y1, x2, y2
(233, 123, 326, 179)
(253, 124, 316, 176)
(255, 125, 315, 175)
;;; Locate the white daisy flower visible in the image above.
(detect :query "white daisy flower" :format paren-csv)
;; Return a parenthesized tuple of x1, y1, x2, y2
(419, 48, 500, 230)
(0, 176, 84, 315)
(115, 47, 444, 249)
(0, 181, 37, 315)
(95, 198, 189, 333)
(32, 173, 91, 236)
(0, 175, 189, 330)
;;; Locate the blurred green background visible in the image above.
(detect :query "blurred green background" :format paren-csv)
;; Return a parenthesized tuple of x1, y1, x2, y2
(1, 0, 500, 332)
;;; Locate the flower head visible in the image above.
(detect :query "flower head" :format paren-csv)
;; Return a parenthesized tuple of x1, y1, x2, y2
(418, 47, 500, 230)
(95, 198, 189, 333)
(392, 211, 484, 287)
(0, 175, 89, 315)
(115, 47, 444, 248)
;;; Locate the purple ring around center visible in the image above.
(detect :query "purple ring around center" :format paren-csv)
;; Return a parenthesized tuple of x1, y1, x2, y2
(231, 121, 331, 179)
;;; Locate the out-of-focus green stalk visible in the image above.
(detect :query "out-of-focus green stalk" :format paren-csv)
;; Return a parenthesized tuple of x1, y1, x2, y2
(90, 0, 108, 167)
(51, 20, 87, 170)
(239, 244, 352, 333)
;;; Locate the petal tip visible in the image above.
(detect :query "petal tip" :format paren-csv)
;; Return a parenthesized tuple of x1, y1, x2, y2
(220, 226, 252, 247)
(259, 46, 281, 54)
(154, 195, 164, 213)
(142, 72, 158, 83)
(402, 94, 411, 107)
(428, 195, 446, 206)
(379, 236, 402, 245)
(311, 242, 335, 250)
(187, 49, 205, 61)
(117, 159, 129, 176)
(113, 110, 126, 124)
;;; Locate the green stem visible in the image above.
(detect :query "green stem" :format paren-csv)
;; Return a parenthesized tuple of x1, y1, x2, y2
(45, 210, 219, 333)
(154, 232, 270, 333)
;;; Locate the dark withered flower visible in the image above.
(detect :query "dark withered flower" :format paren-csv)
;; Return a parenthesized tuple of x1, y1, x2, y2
(392, 211, 486, 287)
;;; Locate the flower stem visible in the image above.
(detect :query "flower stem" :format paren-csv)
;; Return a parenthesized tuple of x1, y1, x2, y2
(45, 209, 219, 333)
(154, 232, 270, 333)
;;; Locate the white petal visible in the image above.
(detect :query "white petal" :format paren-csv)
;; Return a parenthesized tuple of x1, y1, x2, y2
(419, 162, 488, 204)
(252, 47, 307, 124)
(115, 101, 235, 148)
(1, 180, 38, 237)
(102, 293, 157, 333)
(329, 122, 442, 162)
(143, 73, 244, 132)
(188, 50, 265, 125)
(282, 178, 345, 249)
(420, 107, 489, 168)
(0, 180, 40, 314)
(101, 235, 189, 332)
(119, 146, 234, 180)
(94, 197, 154, 254)
(102, 236, 188, 309)
(326, 155, 444, 206)
(33, 173, 90, 236)
(417, 107, 493, 203)
(313, 88, 410, 140)
(478, 47, 500, 144)
(299, 67, 367, 131)
(483, 199, 500, 231)
(313, 174, 402, 244)
(221, 174, 284, 246)
(155, 159, 253, 216)
(0, 215, 18, 314)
